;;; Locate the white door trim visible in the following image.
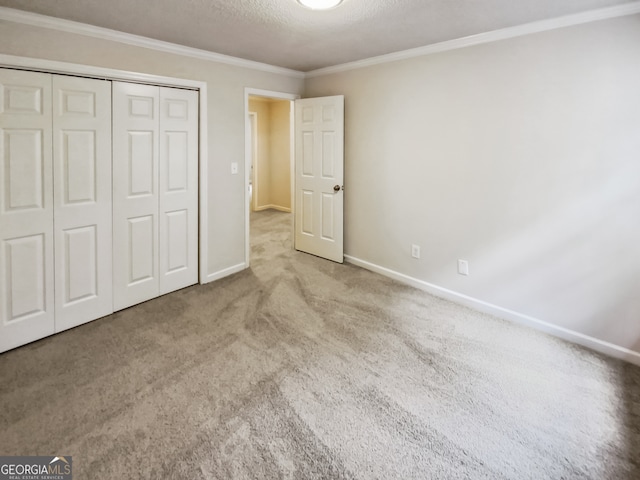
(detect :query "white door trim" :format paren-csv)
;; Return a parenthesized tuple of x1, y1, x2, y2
(244, 87, 299, 267)
(0, 53, 210, 285)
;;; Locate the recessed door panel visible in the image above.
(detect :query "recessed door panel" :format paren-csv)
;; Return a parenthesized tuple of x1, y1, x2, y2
(302, 190, 314, 235)
(129, 215, 155, 284)
(321, 193, 335, 240)
(129, 96, 154, 118)
(166, 210, 188, 273)
(301, 106, 313, 123)
(53, 75, 112, 332)
(4, 234, 46, 321)
(322, 105, 335, 122)
(321, 131, 335, 179)
(63, 130, 96, 204)
(3, 84, 43, 114)
(64, 226, 97, 303)
(129, 131, 154, 196)
(166, 131, 188, 192)
(167, 100, 188, 119)
(4, 129, 43, 211)
(60, 90, 95, 116)
(0, 68, 54, 353)
(302, 132, 314, 176)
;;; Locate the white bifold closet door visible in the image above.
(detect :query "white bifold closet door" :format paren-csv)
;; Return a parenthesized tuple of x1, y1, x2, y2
(0, 70, 113, 351)
(0, 70, 55, 352)
(158, 87, 199, 295)
(52, 75, 113, 332)
(112, 82, 198, 311)
(112, 83, 160, 310)
(1, 70, 197, 352)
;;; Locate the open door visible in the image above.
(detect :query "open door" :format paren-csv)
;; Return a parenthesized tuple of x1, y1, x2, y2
(294, 95, 344, 263)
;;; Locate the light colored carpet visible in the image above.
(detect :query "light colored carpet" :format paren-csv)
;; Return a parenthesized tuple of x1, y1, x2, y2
(1, 209, 639, 479)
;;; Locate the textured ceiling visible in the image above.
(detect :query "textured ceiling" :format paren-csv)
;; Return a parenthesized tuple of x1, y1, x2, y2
(0, 0, 635, 71)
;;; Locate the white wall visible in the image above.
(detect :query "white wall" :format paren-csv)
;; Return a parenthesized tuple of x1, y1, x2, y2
(305, 14, 640, 358)
(0, 19, 304, 278)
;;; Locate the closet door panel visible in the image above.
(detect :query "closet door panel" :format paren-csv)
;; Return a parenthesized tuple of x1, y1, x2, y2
(113, 82, 160, 311)
(0, 69, 54, 352)
(159, 87, 198, 294)
(53, 75, 113, 332)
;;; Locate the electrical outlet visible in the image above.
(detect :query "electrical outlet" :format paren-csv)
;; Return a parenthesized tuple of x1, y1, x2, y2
(458, 259, 469, 276)
(411, 244, 420, 259)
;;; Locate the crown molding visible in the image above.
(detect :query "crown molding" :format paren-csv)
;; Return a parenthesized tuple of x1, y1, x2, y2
(2, 2, 639, 81)
(306, 1, 640, 78)
(0, 6, 305, 79)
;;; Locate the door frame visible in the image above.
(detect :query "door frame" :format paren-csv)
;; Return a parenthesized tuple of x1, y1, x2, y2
(0, 53, 210, 284)
(244, 88, 299, 267)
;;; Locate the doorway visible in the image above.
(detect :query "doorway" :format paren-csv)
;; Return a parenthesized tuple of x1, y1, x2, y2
(248, 96, 291, 213)
(244, 89, 299, 266)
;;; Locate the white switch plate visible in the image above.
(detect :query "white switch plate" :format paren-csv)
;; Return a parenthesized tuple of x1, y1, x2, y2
(458, 259, 469, 276)
(411, 245, 420, 259)
(231, 162, 238, 174)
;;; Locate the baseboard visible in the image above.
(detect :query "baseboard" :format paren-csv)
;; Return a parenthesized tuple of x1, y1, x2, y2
(344, 255, 640, 367)
(254, 204, 291, 213)
(203, 262, 247, 283)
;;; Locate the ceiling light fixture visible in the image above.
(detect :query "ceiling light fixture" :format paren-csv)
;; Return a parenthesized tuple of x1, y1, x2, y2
(297, 0, 343, 10)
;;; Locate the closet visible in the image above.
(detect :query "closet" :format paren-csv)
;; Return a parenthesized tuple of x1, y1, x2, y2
(0, 69, 199, 353)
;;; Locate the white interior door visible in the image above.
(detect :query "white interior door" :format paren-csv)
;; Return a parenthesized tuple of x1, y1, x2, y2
(52, 75, 113, 331)
(294, 95, 344, 263)
(0, 69, 55, 352)
(112, 82, 160, 311)
(159, 87, 198, 294)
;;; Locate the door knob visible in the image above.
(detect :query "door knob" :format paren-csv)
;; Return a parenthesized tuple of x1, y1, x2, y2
(333, 185, 341, 192)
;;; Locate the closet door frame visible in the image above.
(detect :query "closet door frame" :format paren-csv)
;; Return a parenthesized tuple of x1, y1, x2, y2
(0, 53, 210, 285)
